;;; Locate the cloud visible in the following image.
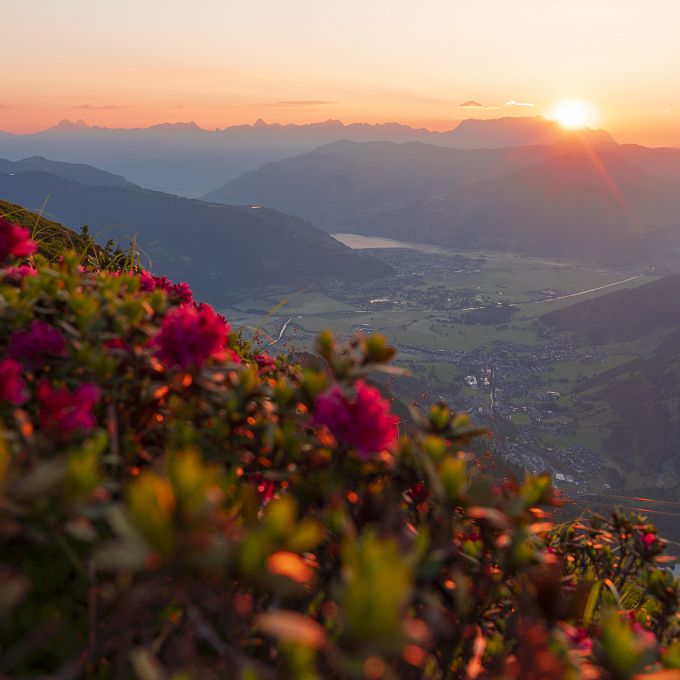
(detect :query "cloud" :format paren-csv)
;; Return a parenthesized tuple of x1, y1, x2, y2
(458, 100, 500, 111)
(74, 104, 122, 110)
(172, 104, 184, 109)
(264, 100, 335, 107)
(505, 100, 535, 107)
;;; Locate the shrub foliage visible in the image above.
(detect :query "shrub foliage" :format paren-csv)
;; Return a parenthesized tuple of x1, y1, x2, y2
(0, 217, 678, 679)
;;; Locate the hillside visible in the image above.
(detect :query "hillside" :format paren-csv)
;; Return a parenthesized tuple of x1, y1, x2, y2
(541, 273, 680, 343)
(205, 139, 680, 234)
(0, 197, 94, 260)
(0, 155, 135, 189)
(0, 171, 392, 302)
(201, 140, 574, 230)
(573, 330, 680, 470)
(540, 275, 680, 472)
(362, 151, 680, 259)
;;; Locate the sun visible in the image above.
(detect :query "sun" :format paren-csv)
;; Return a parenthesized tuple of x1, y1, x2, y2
(550, 99, 593, 129)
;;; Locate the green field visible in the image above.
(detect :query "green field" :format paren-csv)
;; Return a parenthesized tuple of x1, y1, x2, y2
(221, 246, 670, 493)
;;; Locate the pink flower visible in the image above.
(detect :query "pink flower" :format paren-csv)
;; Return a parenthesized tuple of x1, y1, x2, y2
(9, 320, 67, 369)
(0, 359, 28, 405)
(144, 274, 193, 304)
(37, 380, 101, 437)
(138, 271, 156, 292)
(2, 264, 38, 280)
(640, 531, 657, 552)
(313, 379, 399, 458)
(171, 281, 193, 305)
(254, 353, 276, 371)
(152, 275, 172, 291)
(564, 625, 593, 654)
(0, 218, 36, 262)
(225, 348, 242, 365)
(151, 304, 229, 370)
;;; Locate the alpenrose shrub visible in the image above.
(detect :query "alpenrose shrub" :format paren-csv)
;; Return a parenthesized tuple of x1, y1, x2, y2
(0, 218, 678, 679)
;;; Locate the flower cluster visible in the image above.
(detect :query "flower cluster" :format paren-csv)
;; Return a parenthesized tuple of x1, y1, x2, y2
(151, 302, 229, 370)
(9, 320, 67, 369)
(36, 380, 101, 437)
(313, 379, 399, 457)
(0, 247, 677, 680)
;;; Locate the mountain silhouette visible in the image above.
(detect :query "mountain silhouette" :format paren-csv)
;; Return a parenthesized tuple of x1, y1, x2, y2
(362, 151, 680, 259)
(0, 117, 615, 197)
(0, 170, 391, 302)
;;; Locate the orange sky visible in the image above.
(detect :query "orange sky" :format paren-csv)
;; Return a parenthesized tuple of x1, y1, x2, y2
(2, 0, 679, 146)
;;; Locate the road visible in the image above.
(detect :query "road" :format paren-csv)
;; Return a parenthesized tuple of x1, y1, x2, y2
(269, 315, 304, 345)
(460, 274, 645, 313)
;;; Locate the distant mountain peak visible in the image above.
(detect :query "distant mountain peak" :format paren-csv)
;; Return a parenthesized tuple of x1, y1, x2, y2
(147, 121, 202, 131)
(446, 115, 616, 148)
(53, 118, 90, 130)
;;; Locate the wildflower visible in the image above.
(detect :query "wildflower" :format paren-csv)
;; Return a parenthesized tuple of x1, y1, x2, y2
(151, 303, 229, 370)
(313, 379, 399, 458)
(9, 320, 67, 369)
(171, 281, 193, 305)
(640, 531, 657, 552)
(225, 348, 242, 364)
(254, 353, 276, 371)
(562, 624, 593, 654)
(146, 274, 192, 304)
(152, 274, 172, 291)
(0, 358, 28, 405)
(139, 271, 156, 292)
(0, 218, 36, 262)
(37, 380, 100, 437)
(2, 264, 38, 279)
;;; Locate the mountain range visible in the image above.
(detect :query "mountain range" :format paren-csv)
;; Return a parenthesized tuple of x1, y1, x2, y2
(0, 167, 391, 303)
(362, 150, 680, 259)
(208, 135, 680, 261)
(0, 117, 615, 196)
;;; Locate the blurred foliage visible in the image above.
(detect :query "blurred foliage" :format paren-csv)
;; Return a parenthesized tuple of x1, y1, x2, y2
(0, 246, 678, 679)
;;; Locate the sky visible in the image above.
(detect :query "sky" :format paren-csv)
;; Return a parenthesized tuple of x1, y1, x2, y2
(2, 0, 679, 146)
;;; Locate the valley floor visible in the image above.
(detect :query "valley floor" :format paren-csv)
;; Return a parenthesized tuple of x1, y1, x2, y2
(223, 241, 680, 551)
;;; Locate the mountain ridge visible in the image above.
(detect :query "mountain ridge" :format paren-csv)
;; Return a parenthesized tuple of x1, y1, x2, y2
(360, 149, 680, 259)
(0, 170, 392, 302)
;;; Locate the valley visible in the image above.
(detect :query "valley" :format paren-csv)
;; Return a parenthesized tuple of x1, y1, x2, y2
(224, 239, 679, 508)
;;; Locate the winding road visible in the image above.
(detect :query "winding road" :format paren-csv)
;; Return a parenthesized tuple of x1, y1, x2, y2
(269, 315, 304, 345)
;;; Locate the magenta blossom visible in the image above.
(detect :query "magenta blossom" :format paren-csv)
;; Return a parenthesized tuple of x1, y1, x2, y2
(0, 358, 29, 405)
(171, 281, 193, 305)
(313, 379, 399, 458)
(138, 271, 156, 292)
(0, 218, 36, 262)
(254, 353, 276, 371)
(144, 274, 193, 304)
(151, 303, 229, 370)
(9, 320, 67, 369)
(2, 264, 38, 280)
(37, 380, 101, 437)
(640, 531, 657, 552)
